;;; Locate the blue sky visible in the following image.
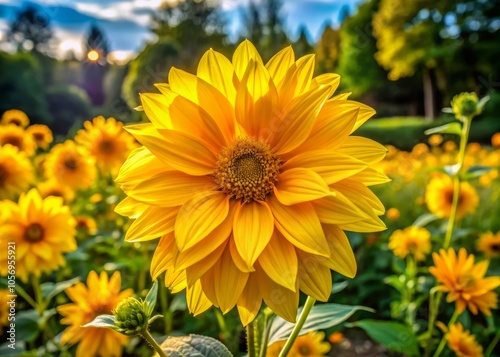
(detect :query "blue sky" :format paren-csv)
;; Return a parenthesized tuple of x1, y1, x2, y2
(0, 0, 363, 59)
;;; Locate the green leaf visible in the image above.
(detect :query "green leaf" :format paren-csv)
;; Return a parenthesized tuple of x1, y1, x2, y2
(16, 310, 40, 342)
(477, 95, 490, 113)
(424, 122, 461, 136)
(83, 314, 120, 331)
(41, 277, 80, 301)
(412, 213, 440, 228)
(145, 280, 159, 317)
(156, 334, 233, 357)
(268, 304, 374, 344)
(331, 281, 349, 294)
(350, 319, 419, 356)
(462, 165, 496, 181)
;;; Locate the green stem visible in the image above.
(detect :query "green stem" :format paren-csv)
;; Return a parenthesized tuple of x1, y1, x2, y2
(258, 313, 274, 357)
(432, 310, 459, 357)
(15, 283, 37, 310)
(31, 274, 46, 315)
(406, 255, 417, 326)
(423, 289, 442, 357)
(485, 330, 500, 357)
(247, 321, 256, 357)
(278, 296, 316, 357)
(140, 328, 168, 357)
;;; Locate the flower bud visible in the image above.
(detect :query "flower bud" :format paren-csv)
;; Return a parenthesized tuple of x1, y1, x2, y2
(113, 297, 148, 335)
(450, 92, 485, 120)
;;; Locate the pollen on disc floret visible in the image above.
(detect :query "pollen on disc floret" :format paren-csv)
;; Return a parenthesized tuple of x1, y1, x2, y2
(214, 137, 281, 202)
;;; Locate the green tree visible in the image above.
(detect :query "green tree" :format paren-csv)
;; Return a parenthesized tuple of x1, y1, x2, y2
(293, 25, 314, 57)
(315, 24, 341, 74)
(7, 5, 53, 55)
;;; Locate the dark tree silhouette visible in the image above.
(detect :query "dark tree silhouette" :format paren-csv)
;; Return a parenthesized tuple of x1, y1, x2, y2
(7, 5, 53, 54)
(83, 25, 110, 106)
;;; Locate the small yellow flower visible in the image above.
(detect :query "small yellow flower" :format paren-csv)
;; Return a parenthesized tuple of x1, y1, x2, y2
(37, 179, 75, 203)
(75, 116, 138, 175)
(451, 92, 481, 120)
(429, 248, 500, 316)
(328, 331, 344, 344)
(446, 323, 484, 357)
(0, 125, 36, 156)
(388, 226, 431, 261)
(44, 140, 97, 190)
(443, 141, 458, 152)
(116, 40, 388, 324)
(75, 216, 98, 236)
(425, 174, 479, 220)
(267, 331, 331, 357)
(0, 189, 77, 282)
(1, 109, 29, 128)
(0, 144, 34, 200)
(428, 134, 443, 147)
(386, 207, 400, 220)
(57, 271, 133, 357)
(477, 231, 500, 258)
(27, 124, 53, 150)
(491, 132, 500, 148)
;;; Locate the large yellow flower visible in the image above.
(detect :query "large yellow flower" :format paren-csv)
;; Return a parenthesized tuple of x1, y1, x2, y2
(1, 109, 29, 127)
(477, 231, 500, 258)
(446, 323, 484, 357)
(267, 331, 331, 357)
(57, 271, 133, 357)
(115, 41, 388, 324)
(27, 124, 53, 150)
(429, 248, 500, 315)
(425, 174, 479, 220)
(0, 189, 76, 281)
(0, 289, 10, 331)
(388, 226, 431, 261)
(0, 144, 34, 200)
(44, 140, 97, 190)
(75, 116, 138, 175)
(0, 124, 36, 156)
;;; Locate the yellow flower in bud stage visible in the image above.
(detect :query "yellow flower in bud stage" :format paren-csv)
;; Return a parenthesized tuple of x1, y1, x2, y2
(443, 141, 458, 152)
(37, 179, 75, 203)
(477, 231, 500, 258)
(386, 207, 400, 221)
(328, 331, 344, 344)
(425, 174, 479, 220)
(1, 109, 29, 127)
(115, 41, 388, 325)
(446, 323, 484, 357)
(492, 132, 500, 148)
(388, 226, 431, 261)
(113, 297, 148, 335)
(267, 331, 331, 357)
(43, 140, 97, 190)
(57, 271, 133, 357)
(0, 124, 36, 156)
(27, 124, 53, 150)
(429, 248, 500, 316)
(75, 116, 138, 175)
(450, 92, 483, 120)
(428, 134, 443, 147)
(0, 289, 10, 331)
(0, 144, 34, 200)
(0, 189, 77, 282)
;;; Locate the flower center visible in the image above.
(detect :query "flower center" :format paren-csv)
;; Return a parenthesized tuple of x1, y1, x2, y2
(2, 135, 22, 149)
(9, 118, 22, 126)
(24, 223, 44, 242)
(491, 243, 500, 252)
(214, 137, 280, 202)
(0, 164, 8, 186)
(98, 139, 115, 154)
(64, 157, 78, 171)
(33, 132, 45, 141)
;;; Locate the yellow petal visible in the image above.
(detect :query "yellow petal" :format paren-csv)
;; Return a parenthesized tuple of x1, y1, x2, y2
(212, 246, 250, 313)
(233, 200, 274, 268)
(268, 196, 329, 257)
(277, 54, 315, 105)
(256, 264, 299, 323)
(349, 101, 377, 132)
(229, 236, 255, 273)
(151, 232, 177, 279)
(235, 59, 278, 138)
(258, 230, 297, 291)
(237, 275, 262, 326)
(121, 170, 217, 208)
(125, 206, 178, 242)
(186, 241, 228, 287)
(296, 250, 332, 301)
(338, 216, 387, 233)
(165, 269, 186, 294)
(175, 191, 229, 251)
(310, 73, 340, 93)
(337, 136, 387, 164)
(273, 168, 330, 205)
(270, 85, 331, 155)
(232, 39, 263, 80)
(197, 49, 236, 104)
(187, 280, 213, 316)
(281, 151, 367, 185)
(140, 92, 174, 129)
(333, 179, 385, 216)
(313, 190, 369, 225)
(323, 224, 356, 278)
(116, 146, 168, 186)
(115, 197, 147, 219)
(349, 167, 391, 186)
(265, 46, 295, 85)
